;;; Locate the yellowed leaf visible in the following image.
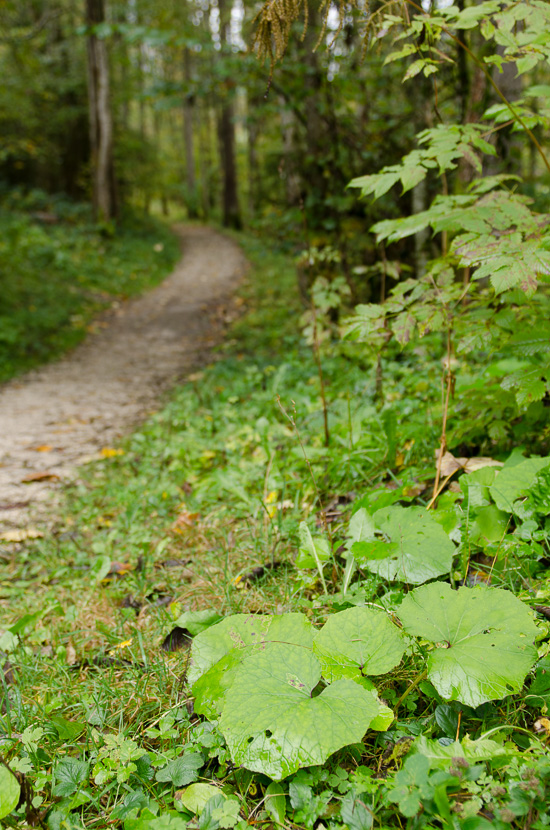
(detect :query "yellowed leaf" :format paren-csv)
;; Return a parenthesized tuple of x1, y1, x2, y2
(108, 639, 132, 655)
(100, 447, 124, 458)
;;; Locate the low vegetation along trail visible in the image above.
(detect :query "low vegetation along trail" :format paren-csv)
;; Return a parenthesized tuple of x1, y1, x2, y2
(0, 225, 247, 533)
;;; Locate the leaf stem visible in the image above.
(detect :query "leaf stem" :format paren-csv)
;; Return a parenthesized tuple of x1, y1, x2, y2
(395, 669, 428, 710)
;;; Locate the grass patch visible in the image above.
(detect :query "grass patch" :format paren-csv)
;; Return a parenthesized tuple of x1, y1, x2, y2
(0, 193, 180, 382)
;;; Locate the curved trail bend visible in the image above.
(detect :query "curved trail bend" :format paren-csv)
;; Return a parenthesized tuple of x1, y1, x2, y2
(0, 225, 247, 531)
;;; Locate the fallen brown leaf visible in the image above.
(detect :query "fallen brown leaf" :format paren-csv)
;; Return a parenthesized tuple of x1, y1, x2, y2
(436, 450, 502, 477)
(21, 471, 60, 483)
(171, 506, 200, 533)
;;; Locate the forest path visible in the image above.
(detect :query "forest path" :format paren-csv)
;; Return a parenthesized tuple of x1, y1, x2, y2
(0, 225, 247, 533)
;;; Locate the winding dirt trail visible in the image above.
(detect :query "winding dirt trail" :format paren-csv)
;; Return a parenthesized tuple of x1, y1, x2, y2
(0, 225, 247, 532)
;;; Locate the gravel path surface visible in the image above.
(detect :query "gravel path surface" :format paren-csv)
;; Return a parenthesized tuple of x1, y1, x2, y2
(0, 225, 247, 532)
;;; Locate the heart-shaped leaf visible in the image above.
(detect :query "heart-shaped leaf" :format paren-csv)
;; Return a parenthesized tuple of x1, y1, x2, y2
(352, 505, 454, 584)
(218, 643, 380, 779)
(190, 613, 315, 717)
(398, 583, 538, 706)
(313, 606, 406, 685)
(0, 766, 20, 820)
(490, 455, 550, 512)
(188, 613, 314, 686)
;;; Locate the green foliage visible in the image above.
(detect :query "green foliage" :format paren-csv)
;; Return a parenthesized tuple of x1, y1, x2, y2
(351, 504, 455, 583)
(312, 606, 405, 685)
(399, 583, 539, 706)
(0, 202, 179, 381)
(0, 766, 20, 820)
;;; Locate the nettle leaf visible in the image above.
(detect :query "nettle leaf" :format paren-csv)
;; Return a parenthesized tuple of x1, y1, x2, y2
(218, 643, 380, 779)
(190, 613, 314, 716)
(501, 367, 549, 407)
(352, 505, 454, 584)
(490, 455, 550, 512)
(508, 324, 550, 357)
(445, 0, 502, 30)
(155, 752, 204, 787)
(52, 757, 90, 797)
(313, 606, 405, 686)
(398, 583, 538, 707)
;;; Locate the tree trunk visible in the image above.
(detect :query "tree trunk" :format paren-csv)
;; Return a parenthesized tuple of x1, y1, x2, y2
(217, 0, 242, 229)
(183, 47, 198, 218)
(85, 0, 117, 222)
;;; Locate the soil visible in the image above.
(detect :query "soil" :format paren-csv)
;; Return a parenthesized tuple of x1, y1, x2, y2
(0, 225, 247, 532)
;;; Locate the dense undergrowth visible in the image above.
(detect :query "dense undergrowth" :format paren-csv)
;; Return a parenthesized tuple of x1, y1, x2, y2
(2, 230, 550, 829)
(0, 189, 180, 382)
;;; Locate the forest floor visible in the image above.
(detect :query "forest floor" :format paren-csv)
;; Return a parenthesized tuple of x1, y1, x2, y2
(0, 225, 247, 535)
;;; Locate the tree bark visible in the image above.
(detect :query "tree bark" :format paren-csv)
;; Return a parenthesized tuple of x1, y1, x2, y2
(183, 46, 198, 218)
(217, 0, 241, 229)
(85, 0, 117, 222)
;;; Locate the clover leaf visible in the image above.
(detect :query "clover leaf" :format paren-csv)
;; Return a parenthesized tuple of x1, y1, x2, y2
(218, 642, 380, 779)
(352, 505, 454, 584)
(398, 583, 538, 706)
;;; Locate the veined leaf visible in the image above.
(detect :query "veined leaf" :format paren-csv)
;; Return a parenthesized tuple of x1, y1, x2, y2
(411, 735, 518, 768)
(490, 455, 550, 512)
(218, 643, 380, 779)
(352, 505, 454, 584)
(398, 583, 538, 707)
(188, 613, 314, 687)
(313, 606, 405, 685)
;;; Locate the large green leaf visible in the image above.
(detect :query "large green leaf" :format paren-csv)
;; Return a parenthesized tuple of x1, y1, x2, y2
(190, 613, 315, 717)
(188, 613, 314, 686)
(218, 643, 380, 779)
(490, 455, 550, 512)
(352, 505, 454, 584)
(0, 766, 20, 820)
(313, 607, 405, 685)
(398, 583, 538, 707)
(410, 735, 518, 768)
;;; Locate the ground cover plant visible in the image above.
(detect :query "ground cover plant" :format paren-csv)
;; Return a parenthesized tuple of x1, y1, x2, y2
(0, 190, 179, 382)
(2, 227, 550, 829)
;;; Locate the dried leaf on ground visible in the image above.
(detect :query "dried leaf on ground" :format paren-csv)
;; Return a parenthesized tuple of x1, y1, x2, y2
(437, 450, 502, 477)
(171, 506, 200, 533)
(21, 471, 60, 483)
(233, 561, 282, 588)
(162, 627, 194, 652)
